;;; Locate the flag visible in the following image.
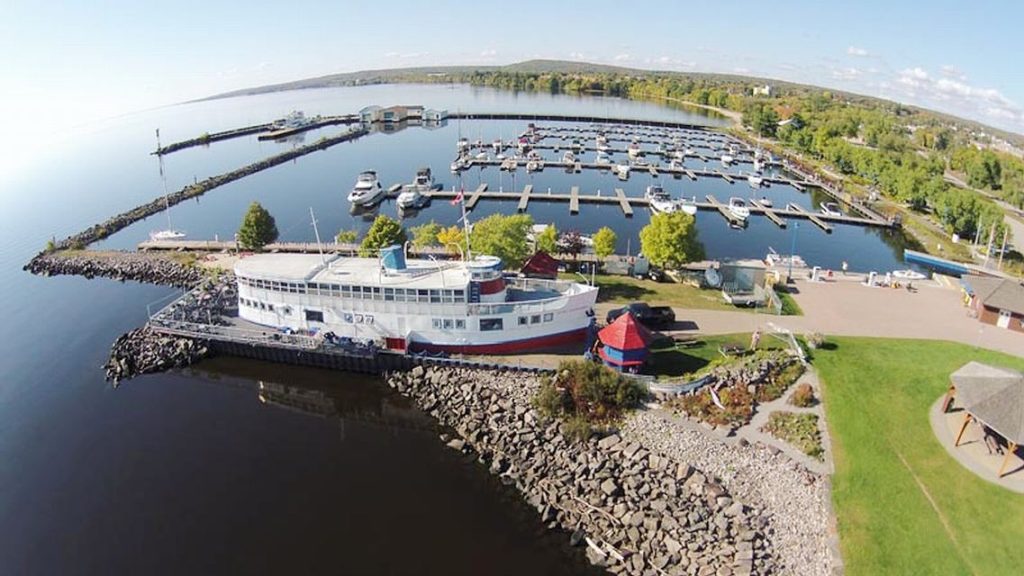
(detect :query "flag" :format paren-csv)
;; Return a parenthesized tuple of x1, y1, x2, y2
(451, 187, 464, 205)
(709, 387, 725, 410)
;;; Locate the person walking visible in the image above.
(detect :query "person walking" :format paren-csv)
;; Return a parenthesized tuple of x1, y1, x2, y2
(841, 260, 848, 276)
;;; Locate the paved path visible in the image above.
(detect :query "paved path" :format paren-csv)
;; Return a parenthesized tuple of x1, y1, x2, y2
(650, 277, 1022, 357)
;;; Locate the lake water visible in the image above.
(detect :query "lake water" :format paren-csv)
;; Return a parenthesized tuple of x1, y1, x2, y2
(0, 83, 912, 574)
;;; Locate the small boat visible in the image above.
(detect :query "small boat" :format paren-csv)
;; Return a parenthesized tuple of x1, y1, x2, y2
(526, 159, 544, 172)
(765, 247, 807, 269)
(456, 137, 469, 151)
(150, 229, 186, 241)
(615, 163, 630, 180)
(627, 142, 642, 159)
(678, 196, 698, 216)
(450, 157, 466, 173)
(596, 136, 610, 151)
(758, 196, 773, 208)
(721, 154, 735, 165)
(727, 197, 750, 221)
(820, 202, 842, 217)
(397, 187, 430, 211)
(645, 185, 676, 214)
(632, 156, 650, 168)
(412, 167, 434, 190)
(748, 175, 763, 188)
(492, 139, 503, 154)
(562, 150, 576, 165)
(892, 269, 928, 281)
(347, 171, 384, 205)
(753, 157, 764, 173)
(474, 151, 489, 161)
(595, 153, 611, 166)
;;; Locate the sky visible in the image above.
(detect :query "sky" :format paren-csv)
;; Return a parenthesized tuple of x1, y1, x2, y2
(2, 0, 1022, 176)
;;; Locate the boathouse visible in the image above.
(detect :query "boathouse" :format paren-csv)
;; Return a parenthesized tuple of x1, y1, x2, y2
(423, 108, 448, 122)
(359, 105, 382, 124)
(961, 274, 1024, 333)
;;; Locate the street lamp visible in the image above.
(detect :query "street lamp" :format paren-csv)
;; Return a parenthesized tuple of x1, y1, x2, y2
(787, 221, 800, 283)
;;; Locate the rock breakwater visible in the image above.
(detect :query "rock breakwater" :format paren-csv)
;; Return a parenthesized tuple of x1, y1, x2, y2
(104, 327, 208, 384)
(24, 251, 204, 288)
(387, 366, 777, 575)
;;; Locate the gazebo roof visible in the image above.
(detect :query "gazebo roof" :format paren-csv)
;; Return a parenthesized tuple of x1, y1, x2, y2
(598, 312, 652, 350)
(951, 361, 1024, 444)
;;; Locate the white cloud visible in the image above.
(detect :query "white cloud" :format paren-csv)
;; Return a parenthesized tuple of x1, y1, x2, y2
(398, 52, 428, 59)
(831, 67, 863, 81)
(891, 66, 1024, 130)
(568, 52, 586, 60)
(613, 53, 632, 62)
(384, 51, 399, 58)
(847, 46, 869, 57)
(479, 49, 497, 58)
(733, 67, 750, 74)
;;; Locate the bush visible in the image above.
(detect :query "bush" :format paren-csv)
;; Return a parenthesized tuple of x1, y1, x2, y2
(529, 360, 648, 434)
(790, 383, 816, 407)
(757, 359, 805, 402)
(564, 415, 593, 443)
(762, 412, 824, 460)
(805, 332, 826, 349)
(532, 378, 570, 420)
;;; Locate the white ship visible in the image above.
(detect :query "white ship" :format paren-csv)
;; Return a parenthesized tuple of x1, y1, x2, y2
(234, 249, 599, 354)
(347, 171, 384, 205)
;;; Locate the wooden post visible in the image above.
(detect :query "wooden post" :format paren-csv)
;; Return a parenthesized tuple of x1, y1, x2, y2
(954, 412, 973, 447)
(998, 442, 1018, 478)
(942, 384, 956, 413)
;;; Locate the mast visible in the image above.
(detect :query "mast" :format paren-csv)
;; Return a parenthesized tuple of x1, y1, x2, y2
(310, 207, 326, 265)
(156, 129, 174, 231)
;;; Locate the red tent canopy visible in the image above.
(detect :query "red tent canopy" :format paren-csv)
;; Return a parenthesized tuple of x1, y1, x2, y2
(520, 251, 559, 279)
(598, 312, 653, 350)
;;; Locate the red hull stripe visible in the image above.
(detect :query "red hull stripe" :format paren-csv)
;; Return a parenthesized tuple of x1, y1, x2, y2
(410, 328, 587, 354)
(477, 278, 506, 295)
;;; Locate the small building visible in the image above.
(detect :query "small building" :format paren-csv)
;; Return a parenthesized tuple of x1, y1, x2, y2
(359, 105, 382, 124)
(944, 361, 1024, 477)
(962, 274, 1024, 332)
(519, 251, 559, 280)
(719, 259, 767, 307)
(380, 105, 425, 123)
(752, 84, 773, 97)
(597, 312, 652, 372)
(423, 108, 447, 121)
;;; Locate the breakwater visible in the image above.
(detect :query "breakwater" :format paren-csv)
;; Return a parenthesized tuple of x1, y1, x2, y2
(23, 251, 204, 288)
(154, 123, 274, 155)
(105, 327, 209, 384)
(27, 125, 368, 263)
(387, 366, 775, 575)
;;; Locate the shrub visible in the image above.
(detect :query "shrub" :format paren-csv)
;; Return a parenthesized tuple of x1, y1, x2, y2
(757, 359, 805, 402)
(532, 379, 570, 420)
(564, 415, 593, 443)
(762, 412, 824, 460)
(529, 360, 648, 433)
(790, 383, 816, 407)
(805, 332, 826, 349)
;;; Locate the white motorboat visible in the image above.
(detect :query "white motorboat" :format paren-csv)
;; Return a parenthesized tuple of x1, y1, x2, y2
(456, 137, 469, 152)
(765, 247, 807, 269)
(757, 196, 773, 208)
(596, 136, 610, 151)
(727, 197, 750, 221)
(562, 151, 576, 165)
(627, 142, 642, 159)
(397, 187, 430, 211)
(892, 269, 928, 281)
(347, 170, 384, 205)
(721, 154, 735, 165)
(678, 196, 698, 216)
(474, 151, 489, 161)
(450, 157, 466, 173)
(412, 167, 434, 190)
(595, 153, 611, 166)
(632, 156, 650, 168)
(615, 163, 630, 179)
(748, 175, 763, 188)
(753, 157, 764, 173)
(492, 139, 503, 154)
(526, 159, 544, 172)
(820, 202, 842, 217)
(645, 185, 676, 214)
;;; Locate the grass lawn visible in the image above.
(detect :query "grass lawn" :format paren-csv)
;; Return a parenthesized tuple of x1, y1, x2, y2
(646, 332, 786, 379)
(575, 273, 741, 312)
(812, 337, 1024, 576)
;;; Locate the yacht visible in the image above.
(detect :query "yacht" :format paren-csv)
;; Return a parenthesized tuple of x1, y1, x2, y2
(396, 187, 430, 211)
(678, 196, 698, 216)
(562, 150, 576, 165)
(757, 196, 773, 208)
(347, 171, 385, 205)
(615, 163, 630, 180)
(412, 167, 434, 191)
(721, 154, 735, 165)
(748, 175, 764, 188)
(627, 142, 642, 159)
(728, 197, 750, 221)
(645, 185, 677, 214)
(820, 202, 842, 217)
(596, 135, 610, 151)
(450, 157, 467, 173)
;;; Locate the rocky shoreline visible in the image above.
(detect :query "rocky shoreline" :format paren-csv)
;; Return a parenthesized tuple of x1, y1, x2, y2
(104, 327, 209, 385)
(23, 251, 205, 288)
(387, 366, 777, 575)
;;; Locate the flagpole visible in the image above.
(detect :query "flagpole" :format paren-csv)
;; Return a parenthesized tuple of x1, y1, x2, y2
(460, 173, 471, 261)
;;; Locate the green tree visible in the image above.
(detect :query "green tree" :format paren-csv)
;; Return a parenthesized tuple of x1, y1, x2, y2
(335, 229, 359, 244)
(639, 212, 703, 269)
(535, 223, 558, 254)
(359, 214, 407, 257)
(437, 225, 467, 258)
(237, 201, 278, 251)
(410, 220, 442, 249)
(592, 226, 617, 259)
(470, 213, 534, 267)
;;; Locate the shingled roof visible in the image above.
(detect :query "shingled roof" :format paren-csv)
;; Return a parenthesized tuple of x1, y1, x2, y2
(951, 361, 1024, 444)
(964, 275, 1024, 315)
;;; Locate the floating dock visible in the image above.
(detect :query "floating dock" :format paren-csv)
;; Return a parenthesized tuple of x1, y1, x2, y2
(518, 184, 533, 212)
(749, 199, 787, 228)
(614, 188, 634, 216)
(569, 186, 580, 214)
(465, 183, 488, 210)
(705, 195, 746, 226)
(786, 203, 833, 233)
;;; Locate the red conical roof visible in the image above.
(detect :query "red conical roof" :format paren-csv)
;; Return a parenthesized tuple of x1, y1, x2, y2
(598, 312, 653, 350)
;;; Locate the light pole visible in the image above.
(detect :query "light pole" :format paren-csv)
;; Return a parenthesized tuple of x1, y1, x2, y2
(787, 221, 800, 283)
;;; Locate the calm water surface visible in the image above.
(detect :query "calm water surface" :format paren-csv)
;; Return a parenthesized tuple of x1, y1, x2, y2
(0, 84, 911, 574)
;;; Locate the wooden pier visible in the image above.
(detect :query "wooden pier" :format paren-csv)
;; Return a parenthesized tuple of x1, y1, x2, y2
(570, 186, 580, 214)
(518, 184, 533, 212)
(614, 188, 634, 216)
(256, 115, 360, 141)
(749, 199, 787, 228)
(705, 195, 745, 226)
(786, 203, 833, 233)
(465, 183, 488, 210)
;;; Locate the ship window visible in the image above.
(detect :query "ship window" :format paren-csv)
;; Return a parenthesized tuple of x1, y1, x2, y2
(392, 288, 404, 302)
(543, 313, 554, 322)
(443, 319, 453, 329)
(531, 315, 541, 324)
(259, 302, 266, 310)
(454, 290, 465, 301)
(384, 288, 395, 301)
(417, 289, 429, 302)
(455, 319, 466, 330)
(372, 286, 381, 299)
(480, 318, 503, 331)
(340, 285, 351, 297)
(430, 290, 441, 303)
(518, 316, 528, 326)
(432, 318, 442, 329)
(305, 310, 324, 322)
(268, 304, 274, 312)
(361, 286, 373, 298)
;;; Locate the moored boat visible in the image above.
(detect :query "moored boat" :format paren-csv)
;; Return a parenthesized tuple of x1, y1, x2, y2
(765, 247, 807, 269)
(748, 175, 763, 188)
(892, 269, 928, 281)
(347, 171, 384, 205)
(728, 197, 750, 220)
(820, 202, 842, 217)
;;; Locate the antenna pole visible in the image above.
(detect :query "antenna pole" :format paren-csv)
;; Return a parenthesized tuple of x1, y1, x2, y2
(310, 207, 326, 265)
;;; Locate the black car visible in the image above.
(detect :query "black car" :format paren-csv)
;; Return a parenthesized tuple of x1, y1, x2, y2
(605, 302, 676, 329)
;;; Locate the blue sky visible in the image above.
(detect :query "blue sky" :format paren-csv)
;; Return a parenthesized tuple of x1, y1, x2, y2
(2, 0, 1021, 171)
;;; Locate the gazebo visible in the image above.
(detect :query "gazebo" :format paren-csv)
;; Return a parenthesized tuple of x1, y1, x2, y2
(597, 312, 652, 372)
(944, 361, 1024, 477)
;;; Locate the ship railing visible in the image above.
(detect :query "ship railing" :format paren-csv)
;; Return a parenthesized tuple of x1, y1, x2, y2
(148, 317, 321, 350)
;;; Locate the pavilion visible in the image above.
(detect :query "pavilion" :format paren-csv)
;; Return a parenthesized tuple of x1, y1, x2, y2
(597, 312, 652, 372)
(944, 361, 1024, 478)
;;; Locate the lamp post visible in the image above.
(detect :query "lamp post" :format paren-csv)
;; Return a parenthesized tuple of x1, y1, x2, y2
(787, 221, 800, 283)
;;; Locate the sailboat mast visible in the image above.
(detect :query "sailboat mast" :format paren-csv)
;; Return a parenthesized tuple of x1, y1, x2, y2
(310, 207, 326, 265)
(156, 129, 174, 231)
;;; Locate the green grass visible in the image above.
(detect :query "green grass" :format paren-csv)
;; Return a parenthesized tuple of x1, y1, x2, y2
(813, 337, 1024, 576)
(646, 332, 786, 379)
(577, 273, 741, 312)
(773, 285, 803, 316)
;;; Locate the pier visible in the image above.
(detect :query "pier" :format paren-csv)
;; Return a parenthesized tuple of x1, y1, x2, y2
(614, 188, 634, 216)
(256, 115, 360, 140)
(749, 199, 787, 228)
(465, 183, 489, 210)
(569, 186, 580, 214)
(518, 184, 533, 212)
(705, 195, 745, 226)
(786, 203, 833, 233)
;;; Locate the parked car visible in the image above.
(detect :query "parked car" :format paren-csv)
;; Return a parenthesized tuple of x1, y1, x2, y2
(605, 302, 676, 329)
